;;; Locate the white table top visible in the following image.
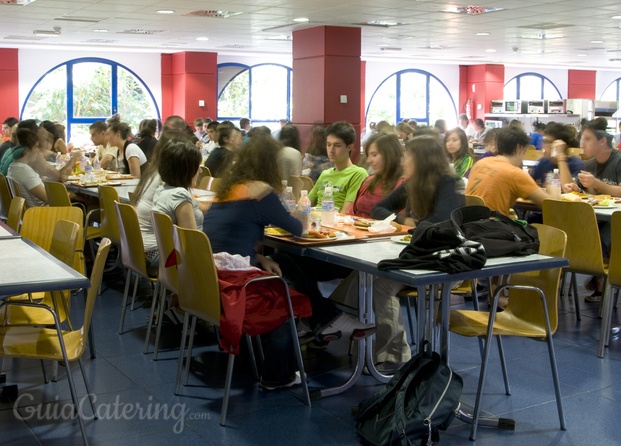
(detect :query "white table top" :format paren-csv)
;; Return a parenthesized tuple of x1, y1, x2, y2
(306, 240, 568, 287)
(0, 238, 90, 298)
(0, 221, 19, 239)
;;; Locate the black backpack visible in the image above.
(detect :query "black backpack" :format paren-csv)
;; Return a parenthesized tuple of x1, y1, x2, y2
(354, 350, 463, 446)
(445, 206, 539, 258)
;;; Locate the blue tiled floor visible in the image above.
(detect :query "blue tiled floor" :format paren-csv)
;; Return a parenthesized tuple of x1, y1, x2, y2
(2, 271, 621, 445)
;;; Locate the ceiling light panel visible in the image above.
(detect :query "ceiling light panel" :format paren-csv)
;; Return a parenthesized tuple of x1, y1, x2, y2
(185, 10, 243, 18)
(443, 6, 503, 15)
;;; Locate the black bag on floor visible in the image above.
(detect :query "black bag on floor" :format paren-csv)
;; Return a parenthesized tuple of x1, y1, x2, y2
(354, 351, 463, 446)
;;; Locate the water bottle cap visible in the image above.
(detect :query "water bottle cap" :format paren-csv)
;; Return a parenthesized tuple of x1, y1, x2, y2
(325, 186, 332, 193)
(286, 186, 293, 192)
(282, 180, 287, 186)
(301, 190, 307, 196)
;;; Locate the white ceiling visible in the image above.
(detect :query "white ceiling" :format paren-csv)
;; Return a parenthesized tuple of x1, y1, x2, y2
(2, 0, 621, 69)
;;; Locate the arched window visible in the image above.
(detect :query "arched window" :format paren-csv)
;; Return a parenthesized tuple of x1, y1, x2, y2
(600, 78, 621, 102)
(366, 69, 457, 128)
(504, 73, 562, 101)
(21, 57, 160, 145)
(217, 63, 292, 131)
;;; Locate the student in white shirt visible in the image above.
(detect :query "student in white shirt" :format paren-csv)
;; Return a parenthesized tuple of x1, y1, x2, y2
(459, 113, 476, 140)
(106, 121, 147, 178)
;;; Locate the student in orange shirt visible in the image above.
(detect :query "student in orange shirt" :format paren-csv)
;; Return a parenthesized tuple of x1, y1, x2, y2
(466, 126, 553, 216)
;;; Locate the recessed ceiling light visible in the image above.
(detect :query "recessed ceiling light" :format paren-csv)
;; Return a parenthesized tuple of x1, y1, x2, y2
(521, 34, 564, 40)
(476, 32, 490, 36)
(444, 6, 503, 14)
(157, 10, 175, 14)
(577, 54, 587, 57)
(196, 37, 209, 41)
(612, 15, 621, 19)
(485, 49, 496, 52)
(93, 29, 108, 33)
(591, 40, 604, 43)
(293, 17, 309, 22)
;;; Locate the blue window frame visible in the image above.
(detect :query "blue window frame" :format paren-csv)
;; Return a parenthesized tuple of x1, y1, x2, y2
(504, 72, 562, 100)
(217, 63, 292, 129)
(365, 69, 457, 128)
(600, 78, 621, 102)
(21, 57, 160, 143)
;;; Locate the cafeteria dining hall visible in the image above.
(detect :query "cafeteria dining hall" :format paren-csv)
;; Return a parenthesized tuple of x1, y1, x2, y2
(5, 0, 621, 444)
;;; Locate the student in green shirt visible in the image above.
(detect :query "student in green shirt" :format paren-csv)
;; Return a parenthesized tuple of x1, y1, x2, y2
(308, 121, 368, 213)
(444, 127, 474, 179)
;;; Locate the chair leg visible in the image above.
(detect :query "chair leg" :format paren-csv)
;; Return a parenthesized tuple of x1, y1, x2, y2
(174, 313, 190, 395)
(84, 289, 96, 359)
(77, 358, 98, 419)
(245, 334, 259, 381)
(404, 297, 416, 346)
(129, 273, 139, 311)
(183, 317, 198, 386)
(254, 335, 264, 364)
(153, 286, 167, 361)
(118, 270, 132, 334)
(143, 282, 160, 354)
(614, 288, 619, 310)
(40, 360, 49, 384)
(52, 361, 59, 382)
(220, 354, 235, 426)
(472, 282, 484, 357)
(496, 336, 511, 395)
(560, 271, 567, 300)
(599, 281, 614, 357)
(571, 273, 581, 321)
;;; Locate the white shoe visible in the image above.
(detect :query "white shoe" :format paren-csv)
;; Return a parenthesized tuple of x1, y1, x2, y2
(318, 313, 376, 342)
(261, 372, 302, 390)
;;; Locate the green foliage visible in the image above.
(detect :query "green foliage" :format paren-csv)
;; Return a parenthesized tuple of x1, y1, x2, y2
(218, 70, 249, 117)
(23, 65, 67, 123)
(73, 63, 111, 118)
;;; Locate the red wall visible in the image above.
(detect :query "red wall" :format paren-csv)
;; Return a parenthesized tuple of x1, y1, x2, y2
(0, 49, 19, 131)
(161, 52, 217, 125)
(568, 70, 596, 100)
(459, 64, 504, 122)
(292, 26, 362, 158)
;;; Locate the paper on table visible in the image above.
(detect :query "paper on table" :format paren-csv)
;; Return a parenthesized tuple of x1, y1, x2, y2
(368, 213, 397, 233)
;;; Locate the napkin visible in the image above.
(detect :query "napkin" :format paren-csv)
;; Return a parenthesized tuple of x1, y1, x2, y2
(214, 252, 260, 271)
(368, 214, 397, 233)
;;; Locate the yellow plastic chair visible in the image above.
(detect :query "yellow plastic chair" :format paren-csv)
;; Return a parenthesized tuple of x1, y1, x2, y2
(0, 173, 12, 221)
(567, 147, 583, 157)
(44, 181, 72, 206)
(288, 175, 303, 201)
(465, 195, 486, 207)
(525, 144, 537, 151)
(7, 176, 22, 198)
(523, 150, 543, 161)
(299, 175, 314, 192)
(542, 199, 608, 321)
(599, 212, 621, 357)
(98, 185, 121, 246)
(6, 196, 24, 232)
(200, 166, 211, 179)
(146, 211, 178, 359)
(449, 224, 567, 440)
(172, 225, 311, 425)
(0, 238, 111, 446)
(2, 220, 80, 327)
(115, 201, 159, 334)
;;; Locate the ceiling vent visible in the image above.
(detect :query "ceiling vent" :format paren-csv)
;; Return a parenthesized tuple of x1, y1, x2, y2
(517, 23, 574, 29)
(443, 6, 503, 14)
(420, 45, 450, 50)
(354, 21, 404, 27)
(54, 16, 103, 23)
(521, 34, 564, 40)
(185, 10, 242, 18)
(0, 0, 37, 5)
(84, 39, 118, 43)
(117, 29, 165, 35)
(219, 44, 252, 49)
(4, 35, 47, 40)
(265, 35, 292, 41)
(379, 47, 402, 51)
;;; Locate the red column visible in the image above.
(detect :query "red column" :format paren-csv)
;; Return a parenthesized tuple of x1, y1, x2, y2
(568, 70, 596, 100)
(161, 52, 217, 123)
(361, 60, 366, 132)
(292, 26, 362, 160)
(459, 64, 505, 122)
(0, 49, 19, 125)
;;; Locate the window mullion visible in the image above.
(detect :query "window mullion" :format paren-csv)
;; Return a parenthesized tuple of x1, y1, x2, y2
(67, 63, 73, 142)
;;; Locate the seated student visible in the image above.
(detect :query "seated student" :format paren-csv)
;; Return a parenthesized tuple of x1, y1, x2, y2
(472, 119, 488, 143)
(347, 132, 404, 218)
(532, 122, 584, 187)
(134, 119, 158, 161)
(395, 122, 415, 143)
(106, 121, 147, 178)
(301, 127, 332, 183)
(477, 128, 501, 161)
(6, 129, 48, 208)
(466, 127, 554, 217)
(277, 124, 302, 181)
(308, 122, 368, 214)
(445, 127, 474, 179)
(131, 131, 193, 277)
(563, 124, 621, 301)
(368, 135, 465, 374)
(89, 121, 116, 170)
(203, 136, 375, 388)
(202, 120, 220, 154)
(204, 122, 241, 177)
(153, 141, 204, 230)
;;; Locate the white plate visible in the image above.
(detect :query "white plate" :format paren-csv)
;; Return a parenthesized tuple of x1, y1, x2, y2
(264, 228, 292, 237)
(593, 205, 616, 209)
(391, 235, 411, 245)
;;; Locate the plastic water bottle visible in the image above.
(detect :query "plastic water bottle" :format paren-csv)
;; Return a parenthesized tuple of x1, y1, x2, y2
(55, 152, 63, 168)
(84, 157, 93, 182)
(546, 170, 561, 199)
(279, 180, 288, 206)
(297, 190, 311, 232)
(283, 186, 296, 212)
(321, 186, 335, 226)
(93, 155, 101, 171)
